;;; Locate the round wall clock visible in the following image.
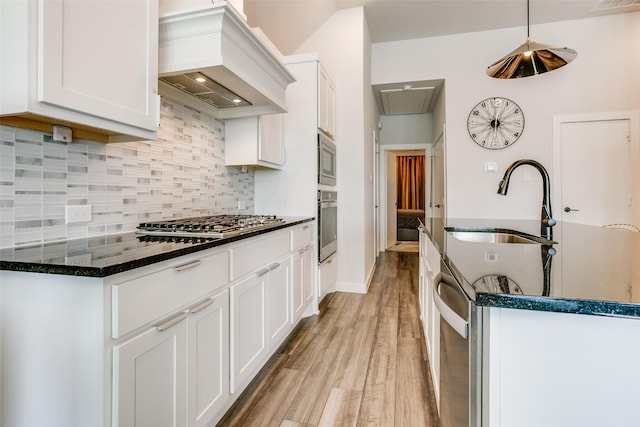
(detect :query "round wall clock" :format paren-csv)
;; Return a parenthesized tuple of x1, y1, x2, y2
(467, 97, 525, 150)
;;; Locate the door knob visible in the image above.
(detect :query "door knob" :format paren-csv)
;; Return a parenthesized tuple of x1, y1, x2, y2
(564, 207, 579, 212)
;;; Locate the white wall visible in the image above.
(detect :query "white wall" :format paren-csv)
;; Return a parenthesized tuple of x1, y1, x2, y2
(379, 114, 433, 145)
(372, 12, 640, 220)
(295, 7, 376, 291)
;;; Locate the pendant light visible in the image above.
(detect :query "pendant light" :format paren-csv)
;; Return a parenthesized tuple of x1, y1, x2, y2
(486, 0, 577, 79)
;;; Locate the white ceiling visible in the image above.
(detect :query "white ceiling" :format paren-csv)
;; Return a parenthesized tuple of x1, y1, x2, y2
(244, 0, 640, 55)
(243, 0, 639, 115)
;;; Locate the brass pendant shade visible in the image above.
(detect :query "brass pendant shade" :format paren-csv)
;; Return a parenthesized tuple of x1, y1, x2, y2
(487, 0, 577, 79)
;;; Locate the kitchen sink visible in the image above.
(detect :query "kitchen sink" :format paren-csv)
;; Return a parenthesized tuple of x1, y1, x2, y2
(445, 227, 557, 245)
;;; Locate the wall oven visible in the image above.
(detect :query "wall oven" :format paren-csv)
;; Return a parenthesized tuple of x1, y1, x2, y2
(318, 133, 336, 186)
(318, 190, 337, 262)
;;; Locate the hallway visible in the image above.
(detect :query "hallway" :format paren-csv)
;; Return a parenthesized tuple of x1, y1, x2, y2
(218, 251, 439, 426)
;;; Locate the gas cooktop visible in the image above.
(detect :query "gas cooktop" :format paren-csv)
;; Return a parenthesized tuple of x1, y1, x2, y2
(136, 215, 285, 239)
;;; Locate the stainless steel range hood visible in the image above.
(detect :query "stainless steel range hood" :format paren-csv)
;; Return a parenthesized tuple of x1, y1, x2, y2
(158, 2, 295, 119)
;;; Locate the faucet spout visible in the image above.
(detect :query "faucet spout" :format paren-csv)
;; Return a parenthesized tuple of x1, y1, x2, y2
(497, 159, 556, 240)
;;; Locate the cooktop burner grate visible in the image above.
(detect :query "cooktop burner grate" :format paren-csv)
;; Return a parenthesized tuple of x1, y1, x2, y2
(136, 215, 285, 238)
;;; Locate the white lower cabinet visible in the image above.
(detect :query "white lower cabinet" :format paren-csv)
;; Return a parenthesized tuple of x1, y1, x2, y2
(230, 270, 268, 394)
(113, 288, 230, 427)
(267, 258, 292, 349)
(318, 253, 337, 301)
(187, 290, 230, 427)
(0, 223, 312, 427)
(230, 255, 291, 394)
(418, 230, 441, 407)
(113, 313, 188, 427)
(291, 244, 314, 324)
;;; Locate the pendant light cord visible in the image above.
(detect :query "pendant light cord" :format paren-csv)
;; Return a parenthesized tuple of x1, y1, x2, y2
(526, 0, 530, 39)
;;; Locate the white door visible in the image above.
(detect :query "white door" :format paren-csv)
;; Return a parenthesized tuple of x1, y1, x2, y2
(558, 118, 632, 226)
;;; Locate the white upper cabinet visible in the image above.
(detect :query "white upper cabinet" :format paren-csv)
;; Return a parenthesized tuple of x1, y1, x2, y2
(225, 115, 285, 169)
(317, 64, 336, 139)
(0, 0, 160, 143)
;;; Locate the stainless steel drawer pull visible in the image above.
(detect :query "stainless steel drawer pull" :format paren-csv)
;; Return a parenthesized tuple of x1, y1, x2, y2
(268, 262, 280, 271)
(155, 312, 187, 331)
(257, 268, 271, 277)
(299, 245, 312, 254)
(189, 298, 214, 314)
(173, 259, 202, 271)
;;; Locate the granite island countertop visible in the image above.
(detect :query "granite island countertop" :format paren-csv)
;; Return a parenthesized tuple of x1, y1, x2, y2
(0, 217, 314, 278)
(439, 219, 640, 318)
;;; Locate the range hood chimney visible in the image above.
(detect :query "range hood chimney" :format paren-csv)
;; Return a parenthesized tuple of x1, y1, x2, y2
(158, 1, 295, 119)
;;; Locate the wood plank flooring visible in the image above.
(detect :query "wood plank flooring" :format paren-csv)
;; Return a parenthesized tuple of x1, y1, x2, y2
(217, 251, 439, 427)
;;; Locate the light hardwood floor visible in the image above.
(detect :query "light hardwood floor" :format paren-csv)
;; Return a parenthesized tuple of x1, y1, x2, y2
(218, 251, 439, 427)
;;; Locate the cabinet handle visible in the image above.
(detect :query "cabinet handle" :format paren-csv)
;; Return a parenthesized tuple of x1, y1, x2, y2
(173, 259, 202, 271)
(268, 262, 280, 271)
(257, 268, 271, 277)
(299, 245, 312, 254)
(155, 312, 187, 331)
(189, 298, 214, 314)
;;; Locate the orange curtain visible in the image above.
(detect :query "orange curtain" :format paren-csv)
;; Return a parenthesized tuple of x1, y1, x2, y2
(396, 155, 425, 210)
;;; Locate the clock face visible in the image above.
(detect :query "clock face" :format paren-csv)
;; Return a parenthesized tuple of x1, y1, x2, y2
(467, 97, 525, 149)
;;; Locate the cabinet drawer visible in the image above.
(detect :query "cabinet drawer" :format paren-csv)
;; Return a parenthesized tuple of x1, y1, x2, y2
(291, 224, 313, 251)
(230, 231, 289, 280)
(112, 250, 229, 338)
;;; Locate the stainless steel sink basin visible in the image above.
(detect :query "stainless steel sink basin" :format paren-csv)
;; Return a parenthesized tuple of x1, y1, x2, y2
(445, 227, 556, 245)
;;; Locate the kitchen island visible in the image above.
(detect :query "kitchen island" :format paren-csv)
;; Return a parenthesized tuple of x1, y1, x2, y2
(420, 219, 640, 427)
(0, 217, 315, 427)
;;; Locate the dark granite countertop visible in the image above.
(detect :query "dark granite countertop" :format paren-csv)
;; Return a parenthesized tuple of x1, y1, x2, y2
(0, 217, 314, 278)
(440, 219, 640, 318)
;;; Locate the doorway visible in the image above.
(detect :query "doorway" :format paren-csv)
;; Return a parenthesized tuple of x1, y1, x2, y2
(380, 146, 428, 251)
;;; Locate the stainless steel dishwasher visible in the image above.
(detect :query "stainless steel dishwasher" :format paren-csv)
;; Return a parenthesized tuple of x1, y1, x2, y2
(433, 258, 482, 427)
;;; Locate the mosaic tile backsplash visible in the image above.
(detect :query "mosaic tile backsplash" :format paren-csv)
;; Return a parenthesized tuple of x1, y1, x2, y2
(0, 98, 255, 248)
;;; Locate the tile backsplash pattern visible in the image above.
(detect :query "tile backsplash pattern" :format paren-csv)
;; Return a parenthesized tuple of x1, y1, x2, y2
(0, 98, 254, 248)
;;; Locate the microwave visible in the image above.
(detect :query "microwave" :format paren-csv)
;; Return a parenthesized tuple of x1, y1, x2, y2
(318, 133, 336, 186)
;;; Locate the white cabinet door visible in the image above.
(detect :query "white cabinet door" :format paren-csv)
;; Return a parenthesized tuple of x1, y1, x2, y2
(186, 290, 230, 427)
(291, 245, 313, 324)
(302, 246, 314, 307)
(225, 116, 284, 169)
(318, 254, 337, 301)
(317, 65, 336, 139)
(113, 314, 187, 427)
(0, 0, 159, 141)
(267, 259, 291, 350)
(38, 0, 159, 132)
(291, 251, 304, 324)
(258, 114, 284, 165)
(230, 273, 268, 393)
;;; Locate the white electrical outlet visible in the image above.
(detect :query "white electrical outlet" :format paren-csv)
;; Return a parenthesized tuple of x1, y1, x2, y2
(65, 205, 92, 224)
(238, 200, 246, 210)
(53, 125, 72, 142)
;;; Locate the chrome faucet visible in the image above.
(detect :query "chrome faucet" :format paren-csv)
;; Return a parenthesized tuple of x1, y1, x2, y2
(497, 159, 556, 240)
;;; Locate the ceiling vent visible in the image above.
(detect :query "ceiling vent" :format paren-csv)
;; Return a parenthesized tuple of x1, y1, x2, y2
(380, 86, 435, 115)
